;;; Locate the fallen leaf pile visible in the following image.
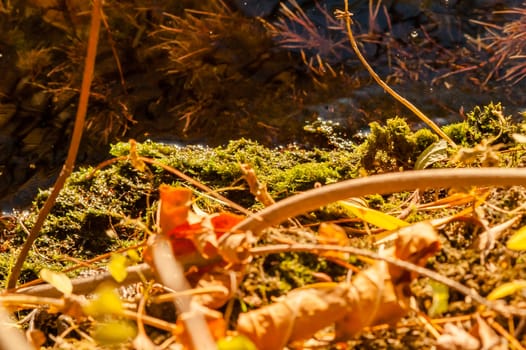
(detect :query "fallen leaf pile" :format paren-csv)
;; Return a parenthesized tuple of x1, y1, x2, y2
(144, 185, 444, 348)
(236, 221, 440, 349)
(145, 184, 246, 308)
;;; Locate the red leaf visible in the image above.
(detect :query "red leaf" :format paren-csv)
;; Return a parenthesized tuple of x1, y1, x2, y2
(210, 213, 244, 238)
(166, 222, 202, 255)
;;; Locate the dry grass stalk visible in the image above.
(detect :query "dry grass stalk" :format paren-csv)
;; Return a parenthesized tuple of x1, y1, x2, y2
(7, 0, 103, 289)
(336, 1, 455, 146)
(485, 7, 526, 84)
(270, 0, 349, 76)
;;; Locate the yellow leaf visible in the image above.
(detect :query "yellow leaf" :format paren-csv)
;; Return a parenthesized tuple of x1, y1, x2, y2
(217, 335, 257, 350)
(507, 226, 526, 250)
(83, 283, 123, 317)
(127, 249, 141, 263)
(428, 281, 449, 317)
(487, 280, 526, 300)
(92, 320, 136, 345)
(339, 200, 409, 230)
(108, 253, 128, 283)
(39, 268, 73, 296)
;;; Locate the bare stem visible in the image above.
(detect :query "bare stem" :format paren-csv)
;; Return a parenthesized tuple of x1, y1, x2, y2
(151, 236, 217, 349)
(337, 0, 456, 146)
(7, 0, 103, 289)
(230, 167, 526, 235)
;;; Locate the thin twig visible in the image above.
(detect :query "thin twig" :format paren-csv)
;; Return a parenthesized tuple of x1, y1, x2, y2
(250, 243, 526, 317)
(15, 263, 153, 298)
(15, 247, 221, 297)
(88, 154, 256, 218)
(335, 1, 456, 146)
(486, 317, 526, 350)
(7, 0, 103, 289)
(151, 236, 217, 349)
(0, 294, 179, 334)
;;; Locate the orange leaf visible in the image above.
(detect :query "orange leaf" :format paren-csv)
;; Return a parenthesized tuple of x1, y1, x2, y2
(210, 213, 245, 238)
(170, 237, 200, 256)
(190, 219, 217, 259)
(176, 307, 226, 349)
(317, 223, 350, 260)
(154, 185, 248, 266)
(166, 222, 202, 256)
(191, 213, 245, 259)
(158, 185, 193, 235)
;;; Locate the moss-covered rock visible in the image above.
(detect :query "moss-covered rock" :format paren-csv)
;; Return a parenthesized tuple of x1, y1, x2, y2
(5, 103, 526, 289)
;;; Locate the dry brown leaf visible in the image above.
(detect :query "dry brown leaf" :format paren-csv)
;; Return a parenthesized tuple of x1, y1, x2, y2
(437, 315, 507, 350)
(392, 222, 441, 279)
(237, 283, 351, 350)
(334, 260, 410, 339)
(191, 266, 244, 309)
(237, 222, 440, 348)
(218, 232, 252, 264)
(129, 139, 147, 172)
(334, 220, 441, 339)
(192, 213, 246, 259)
(436, 323, 481, 350)
(471, 315, 507, 350)
(189, 217, 217, 259)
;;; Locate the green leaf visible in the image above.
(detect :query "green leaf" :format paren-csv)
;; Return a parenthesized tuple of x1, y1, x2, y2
(39, 268, 73, 296)
(507, 226, 526, 250)
(108, 253, 129, 283)
(339, 200, 409, 230)
(428, 281, 449, 317)
(487, 280, 526, 300)
(217, 335, 257, 350)
(415, 140, 448, 170)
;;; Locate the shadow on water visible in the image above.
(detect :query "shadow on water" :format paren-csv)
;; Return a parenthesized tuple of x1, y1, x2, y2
(1, 0, 525, 211)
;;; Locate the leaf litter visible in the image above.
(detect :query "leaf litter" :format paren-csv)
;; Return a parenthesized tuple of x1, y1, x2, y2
(2, 0, 526, 347)
(3, 125, 526, 349)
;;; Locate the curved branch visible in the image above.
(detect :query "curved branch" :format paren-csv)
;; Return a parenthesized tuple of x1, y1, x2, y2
(231, 167, 526, 234)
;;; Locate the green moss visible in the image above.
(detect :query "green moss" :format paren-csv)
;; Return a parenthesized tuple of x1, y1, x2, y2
(443, 102, 517, 146)
(111, 139, 360, 203)
(357, 117, 438, 172)
(6, 102, 526, 292)
(11, 105, 516, 265)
